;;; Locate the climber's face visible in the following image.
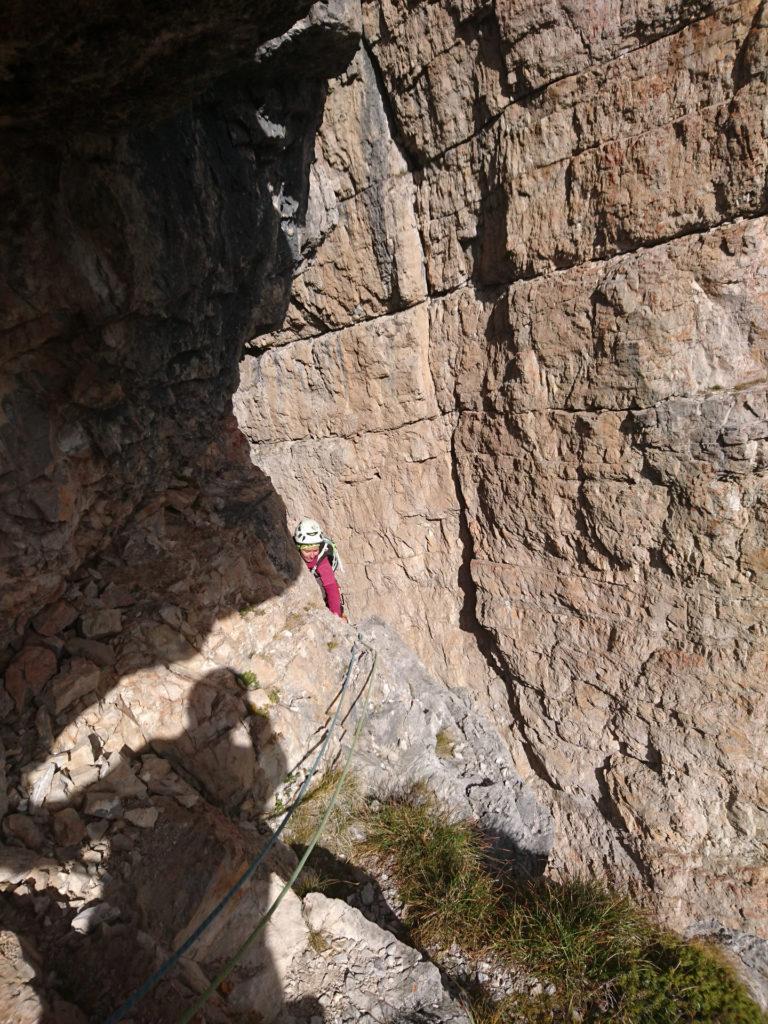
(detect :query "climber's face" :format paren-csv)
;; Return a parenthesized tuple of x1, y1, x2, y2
(300, 544, 320, 563)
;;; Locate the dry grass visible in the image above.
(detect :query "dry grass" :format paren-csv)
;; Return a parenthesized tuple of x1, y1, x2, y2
(285, 769, 364, 861)
(365, 797, 766, 1024)
(435, 728, 456, 760)
(307, 928, 331, 954)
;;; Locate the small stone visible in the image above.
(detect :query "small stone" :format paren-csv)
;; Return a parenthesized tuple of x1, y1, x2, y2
(139, 754, 172, 781)
(86, 820, 110, 842)
(3, 813, 45, 850)
(32, 894, 51, 915)
(98, 752, 148, 799)
(360, 883, 375, 906)
(67, 740, 97, 772)
(45, 772, 74, 810)
(99, 583, 135, 608)
(159, 604, 183, 629)
(32, 600, 78, 637)
(64, 636, 116, 667)
(42, 658, 101, 714)
(5, 645, 58, 711)
(0, 685, 12, 720)
(27, 762, 56, 811)
(83, 793, 123, 819)
(246, 689, 271, 711)
(147, 624, 196, 662)
(80, 608, 123, 640)
(54, 808, 86, 846)
(35, 706, 54, 748)
(71, 902, 119, 934)
(124, 807, 159, 829)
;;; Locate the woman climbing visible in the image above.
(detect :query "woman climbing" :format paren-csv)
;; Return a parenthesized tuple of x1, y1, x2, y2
(293, 518, 346, 619)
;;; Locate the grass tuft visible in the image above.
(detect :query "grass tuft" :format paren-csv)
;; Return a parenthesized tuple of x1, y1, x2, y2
(286, 769, 363, 857)
(435, 728, 456, 760)
(293, 867, 330, 900)
(307, 927, 331, 954)
(365, 798, 766, 1024)
(237, 670, 260, 690)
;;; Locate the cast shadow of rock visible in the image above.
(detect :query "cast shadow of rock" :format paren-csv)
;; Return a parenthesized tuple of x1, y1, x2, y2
(0, 425, 331, 1021)
(4, 670, 326, 1024)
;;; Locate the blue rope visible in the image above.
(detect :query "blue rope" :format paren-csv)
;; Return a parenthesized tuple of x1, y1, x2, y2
(177, 642, 377, 1024)
(103, 640, 366, 1024)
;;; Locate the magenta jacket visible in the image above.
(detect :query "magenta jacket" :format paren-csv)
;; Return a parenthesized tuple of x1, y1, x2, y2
(305, 549, 343, 616)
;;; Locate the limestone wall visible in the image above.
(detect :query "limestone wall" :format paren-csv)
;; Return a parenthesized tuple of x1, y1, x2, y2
(236, 0, 768, 941)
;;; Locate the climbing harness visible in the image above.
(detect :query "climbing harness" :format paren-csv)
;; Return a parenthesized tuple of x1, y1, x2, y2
(177, 643, 377, 1023)
(320, 536, 343, 574)
(103, 638, 375, 1024)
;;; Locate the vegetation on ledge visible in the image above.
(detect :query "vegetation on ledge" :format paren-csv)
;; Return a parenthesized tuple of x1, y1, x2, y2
(364, 798, 766, 1024)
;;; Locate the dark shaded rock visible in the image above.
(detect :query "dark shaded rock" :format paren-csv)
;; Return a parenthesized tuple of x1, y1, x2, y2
(0, 0, 317, 135)
(0, 2, 362, 653)
(4, 645, 58, 711)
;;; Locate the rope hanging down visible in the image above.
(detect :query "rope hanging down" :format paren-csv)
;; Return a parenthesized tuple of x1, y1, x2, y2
(177, 642, 377, 1023)
(103, 638, 372, 1024)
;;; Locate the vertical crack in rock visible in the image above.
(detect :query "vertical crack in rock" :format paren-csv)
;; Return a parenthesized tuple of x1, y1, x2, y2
(450, 427, 562, 793)
(239, 7, 768, 1001)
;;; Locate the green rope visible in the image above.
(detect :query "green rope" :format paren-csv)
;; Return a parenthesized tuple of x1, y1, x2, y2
(177, 643, 378, 1024)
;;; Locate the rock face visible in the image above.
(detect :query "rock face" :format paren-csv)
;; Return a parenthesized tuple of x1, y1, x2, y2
(0, 465, 547, 1020)
(2, 0, 768, 1013)
(236, 0, 768, 956)
(0, 0, 359, 650)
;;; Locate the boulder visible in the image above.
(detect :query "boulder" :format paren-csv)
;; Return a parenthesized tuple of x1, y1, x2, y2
(2, 815, 44, 851)
(53, 808, 87, 846)
(79, 608, 123, 640)
(4, 646, 58, 711)
(42, 659, 100, 714)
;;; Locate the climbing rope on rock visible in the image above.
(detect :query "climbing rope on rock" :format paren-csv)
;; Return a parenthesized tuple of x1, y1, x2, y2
(177, 641, 378, 1023)
(103, 637, 375, 1024)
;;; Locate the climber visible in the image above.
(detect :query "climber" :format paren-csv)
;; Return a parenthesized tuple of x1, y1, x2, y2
(293, 518, 346, 619)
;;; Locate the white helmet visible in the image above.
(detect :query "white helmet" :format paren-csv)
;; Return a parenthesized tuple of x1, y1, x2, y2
(294, 517, 324, 546)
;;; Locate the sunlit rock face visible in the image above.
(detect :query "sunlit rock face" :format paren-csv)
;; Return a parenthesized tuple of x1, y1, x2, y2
(0, 0, 360, 650)
(236, 0, 768, 951)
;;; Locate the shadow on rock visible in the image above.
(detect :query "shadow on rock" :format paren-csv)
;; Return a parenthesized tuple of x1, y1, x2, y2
(2, 669, 326, 1023)
(0, 424, 328, 1021)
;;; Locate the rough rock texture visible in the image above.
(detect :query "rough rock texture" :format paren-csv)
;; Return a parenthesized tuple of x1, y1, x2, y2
(3, 0, 768, 1014)
(235, 0, 768, 972)
(236, 43, 496, 697)
(0, 466, 549, 1020)
(0, 0, 359, 651)
(291, 893, 468, 1023)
